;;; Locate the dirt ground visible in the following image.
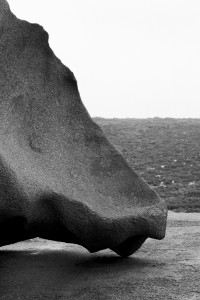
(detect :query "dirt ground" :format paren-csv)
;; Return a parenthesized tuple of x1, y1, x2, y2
(0, 212, 199, 300)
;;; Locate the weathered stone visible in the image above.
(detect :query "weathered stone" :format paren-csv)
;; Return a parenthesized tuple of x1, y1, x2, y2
(1, 212, 199, 299)
(0, 0, 167, 256)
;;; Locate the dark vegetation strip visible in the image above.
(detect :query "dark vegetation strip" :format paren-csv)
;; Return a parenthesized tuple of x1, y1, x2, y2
(94, 118, 200, 213)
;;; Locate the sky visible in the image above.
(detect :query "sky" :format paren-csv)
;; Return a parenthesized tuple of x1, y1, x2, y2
(8, 0, 200, 118)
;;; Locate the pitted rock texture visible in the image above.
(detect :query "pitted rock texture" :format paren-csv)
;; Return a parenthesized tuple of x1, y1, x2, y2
(0, 0, 167, 256)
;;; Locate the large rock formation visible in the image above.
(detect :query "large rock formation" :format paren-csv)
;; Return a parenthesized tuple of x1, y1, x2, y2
(0, 0, 167, 256)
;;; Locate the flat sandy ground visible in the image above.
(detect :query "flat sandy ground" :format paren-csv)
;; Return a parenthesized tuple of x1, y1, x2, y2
(0, 212, 199, 300)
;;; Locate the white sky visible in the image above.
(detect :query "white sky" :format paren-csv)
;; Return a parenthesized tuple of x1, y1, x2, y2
(8, 0, 200, 118)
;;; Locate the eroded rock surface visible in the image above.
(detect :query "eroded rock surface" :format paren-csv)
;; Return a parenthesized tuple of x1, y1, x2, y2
(0, 0, 167, 256)
(0, 212, 199, 299)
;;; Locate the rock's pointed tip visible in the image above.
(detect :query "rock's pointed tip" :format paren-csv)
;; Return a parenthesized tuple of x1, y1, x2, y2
(0, 0, 11, 22)
(0, 0, 10, 11)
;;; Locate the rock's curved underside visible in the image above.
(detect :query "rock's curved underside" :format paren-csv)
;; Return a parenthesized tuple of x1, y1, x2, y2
(1, 212, 199, 299)
(0, 0, 167, 256)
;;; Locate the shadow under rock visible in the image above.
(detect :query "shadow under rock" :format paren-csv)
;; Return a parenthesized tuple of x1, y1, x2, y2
(0, 245, 159, 299)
